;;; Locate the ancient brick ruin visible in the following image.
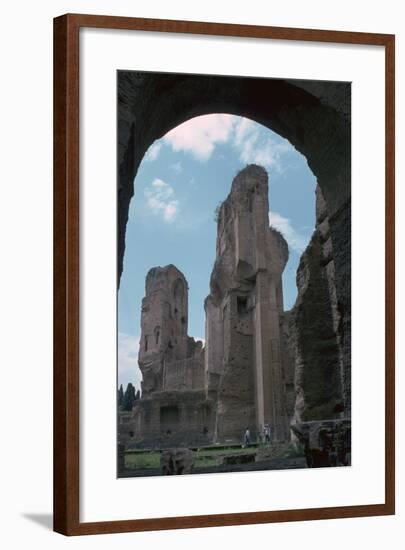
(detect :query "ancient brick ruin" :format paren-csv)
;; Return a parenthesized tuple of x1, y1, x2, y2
(118, 73, 351, 466)
(204, 165, 290, 444)
(133, 264, 210, 448)
(130, 164, 349, 457)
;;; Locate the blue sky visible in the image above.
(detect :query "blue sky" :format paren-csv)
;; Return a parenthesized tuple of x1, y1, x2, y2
(118, 114, 316, 390)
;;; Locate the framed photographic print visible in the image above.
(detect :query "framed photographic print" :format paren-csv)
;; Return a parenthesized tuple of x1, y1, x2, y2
(53, 14, 395, 535)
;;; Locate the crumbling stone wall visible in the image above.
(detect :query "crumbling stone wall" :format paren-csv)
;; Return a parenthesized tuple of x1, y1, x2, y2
(134, 264, 210, 448)
(118, 71, 351, 432)
(138, 265, 204, 395)
(206, 165, 290, 442)
(280, 311, 296, 421)
(132, 390, 215, 449)
(288, 185, 346, 425)
(129, 166, 350, 454)
(163, 353, 205, 391)
(118, 73, 351, 434)
(117, 410, 136, 447)
(133, 167, 295, 447)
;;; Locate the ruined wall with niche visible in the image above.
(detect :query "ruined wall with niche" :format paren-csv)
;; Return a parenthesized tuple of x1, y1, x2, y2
(132, 390, 215, 449)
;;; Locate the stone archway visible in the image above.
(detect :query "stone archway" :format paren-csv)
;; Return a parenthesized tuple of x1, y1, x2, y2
(118, 73, 350, 280)
(118, 72, 351, 419)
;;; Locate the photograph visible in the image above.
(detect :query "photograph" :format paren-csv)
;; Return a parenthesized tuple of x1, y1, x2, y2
(1, 0, 398, 543)
(116, 71, 352, 477)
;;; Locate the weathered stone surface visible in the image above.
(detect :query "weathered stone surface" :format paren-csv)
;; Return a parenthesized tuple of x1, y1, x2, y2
(117, 443, 126, 472)
(138, 265, 204, 396)
(127, 166, 350, 462)
(290, 231, 343, 421)
(117, 410, 136, 447)
(206, 165, 290, 442)
(280, 311, 296, 421)
(132, 166, 294, 449)
(133, 390, 215, 449)
(117, 74, 351, 436)
(291, 420, 351, 468)
(160, 448, 195, 475)
(287, 184, 349, 425)
(328, 201, 351, 415)
(133, 265, 211, 448)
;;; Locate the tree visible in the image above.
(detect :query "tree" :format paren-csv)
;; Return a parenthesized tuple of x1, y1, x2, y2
(214, 202, 222, 223)
(122, 382, 136, 411)
(117, 384, 124, 408)
(135, 390, 141, 401)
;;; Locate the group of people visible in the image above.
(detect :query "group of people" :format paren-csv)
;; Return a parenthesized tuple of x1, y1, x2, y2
(243, 425, 271, 447)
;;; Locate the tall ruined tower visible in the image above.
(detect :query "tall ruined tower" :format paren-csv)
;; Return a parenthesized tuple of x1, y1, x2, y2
(135, 265, 209, 448)
(205, 165, 290, 442)
(138, 265, 189, 395)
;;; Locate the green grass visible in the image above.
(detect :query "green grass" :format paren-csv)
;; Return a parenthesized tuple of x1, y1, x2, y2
(124, 445, 258, 471)
(197, 446, 256, 456)
(123, 443, 305, 471)
(194, 455, 221, 468)
(125, 451, 160, 469)
(286, 443, 305, 458)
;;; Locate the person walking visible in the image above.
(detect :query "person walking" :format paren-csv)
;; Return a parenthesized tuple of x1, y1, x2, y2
(244, 427, 251, 447)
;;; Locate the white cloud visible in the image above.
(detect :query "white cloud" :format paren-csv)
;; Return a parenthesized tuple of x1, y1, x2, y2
(233, 118, 293, 172)
(163, 114, 236, 161)
(269, 210, 310, 254)
(118, 332, 142, 389)
(233, 117, 253, 146)
(144, 178, 179, 222)
(142, 114, 294, 179)
(144, 141, 162, 162)
(160, 114, 293, 171)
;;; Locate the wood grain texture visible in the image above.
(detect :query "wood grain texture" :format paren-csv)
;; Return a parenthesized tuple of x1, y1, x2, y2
(53, 13, 395, 536)
(53, 14, 80, 535)
(384, 35, 395, 516)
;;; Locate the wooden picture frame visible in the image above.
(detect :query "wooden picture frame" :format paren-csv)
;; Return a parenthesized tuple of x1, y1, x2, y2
(53, 13, 395, 536)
